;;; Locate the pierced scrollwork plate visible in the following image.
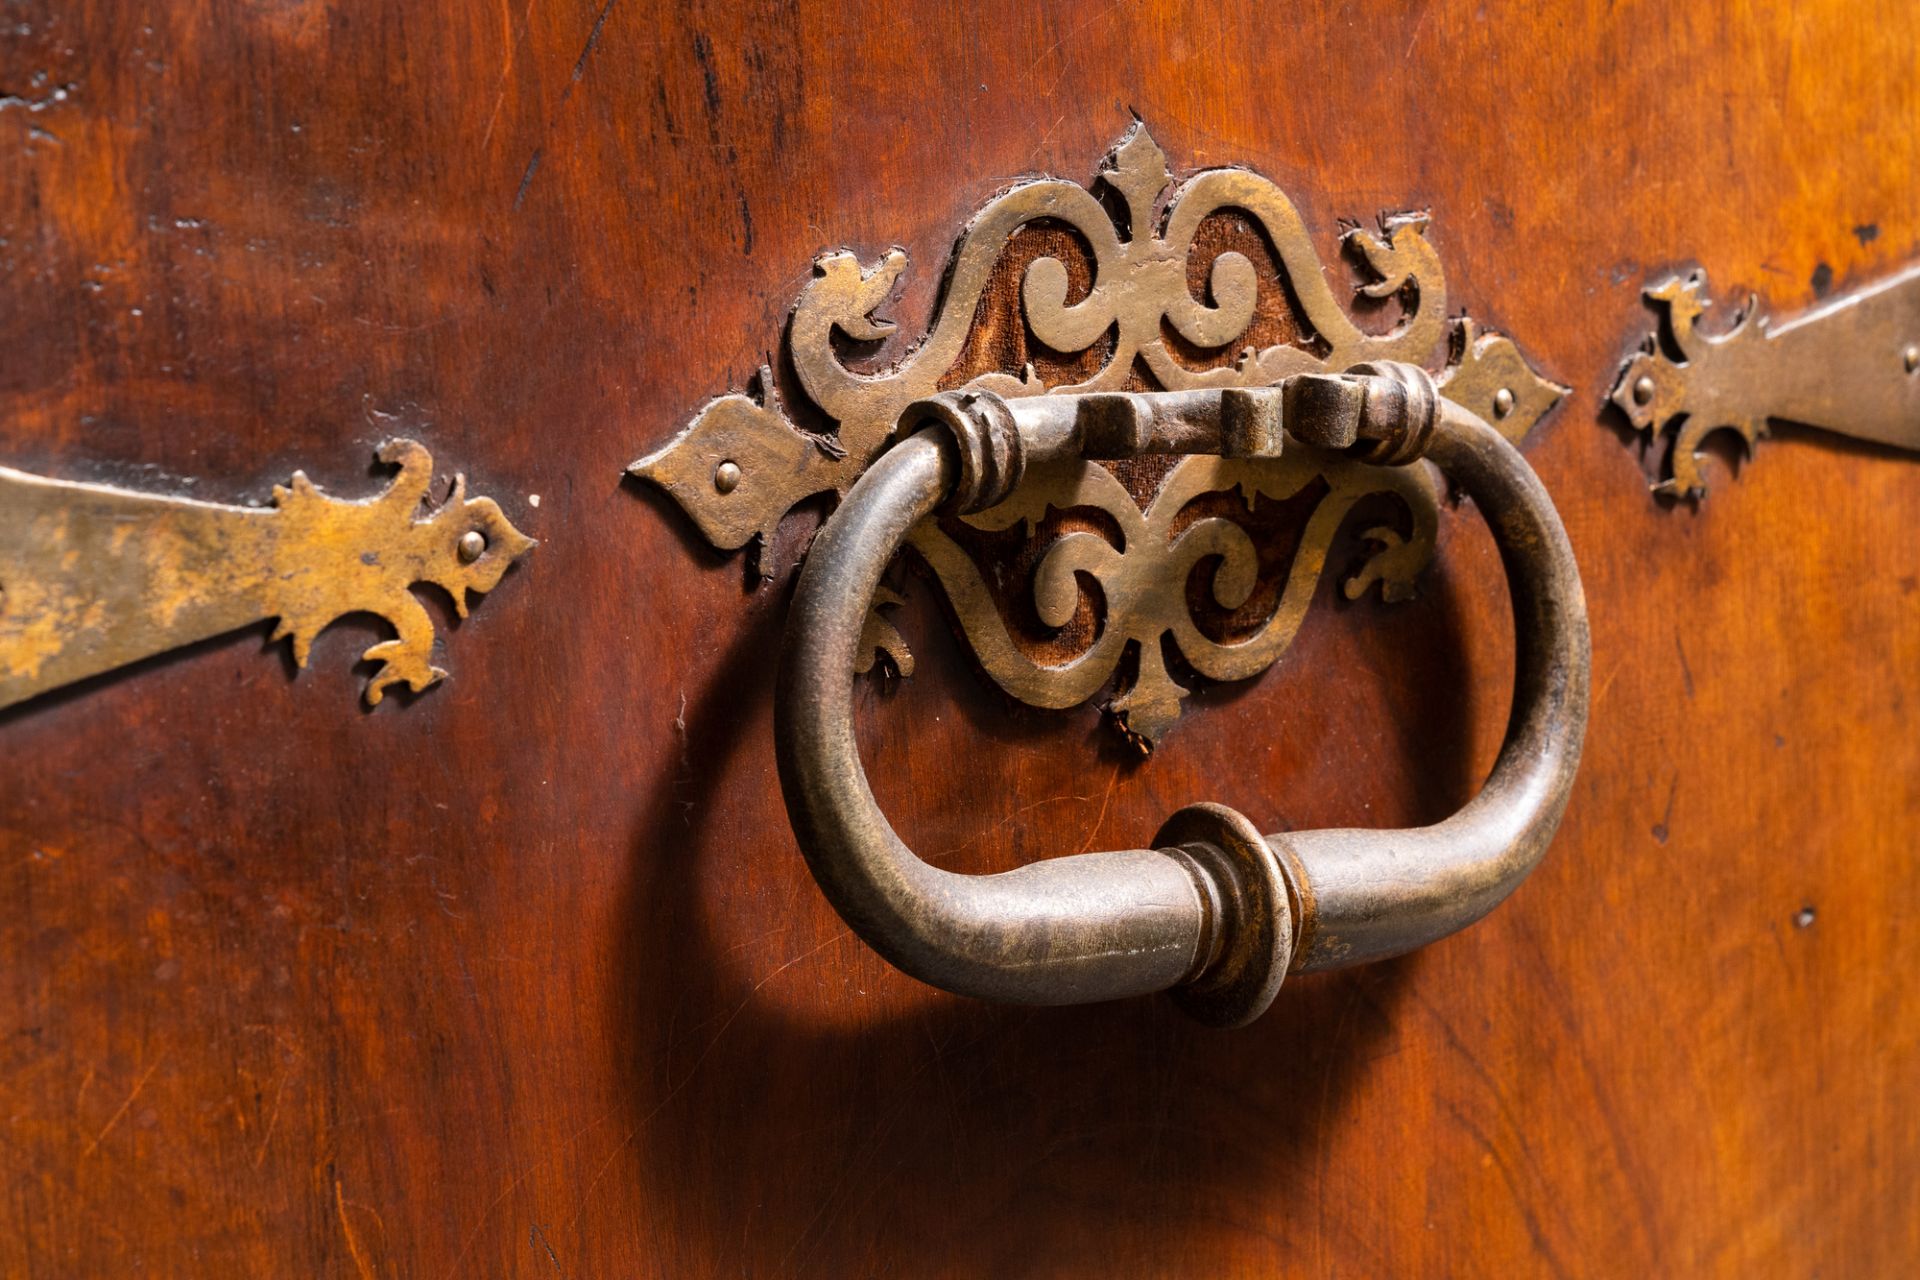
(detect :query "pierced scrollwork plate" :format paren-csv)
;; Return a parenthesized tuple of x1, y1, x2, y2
(635, 124, 1564, 744)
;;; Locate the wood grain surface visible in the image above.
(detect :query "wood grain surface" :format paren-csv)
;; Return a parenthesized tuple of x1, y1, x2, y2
(2, 2, 1917, 1275)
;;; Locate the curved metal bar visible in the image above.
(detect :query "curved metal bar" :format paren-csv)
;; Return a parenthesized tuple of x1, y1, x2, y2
(774, 371, 1589, 1025)
(777, 431, 1218, 1007)
(1279, 400, 1591, 973)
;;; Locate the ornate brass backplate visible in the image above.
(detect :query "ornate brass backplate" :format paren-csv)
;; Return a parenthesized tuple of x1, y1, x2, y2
(0, 439, 535, 712)
(636, 125, 1564, 743)
(1612, 265, 1920, 496)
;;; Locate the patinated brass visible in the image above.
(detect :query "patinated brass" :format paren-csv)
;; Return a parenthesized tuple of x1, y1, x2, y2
(1612, 265, 1920, 496)
(906, 449, 1438, 742)
(635, 124, 1565, 742)
(777, 366, 1591, 1026)
(0, 439, 535, 712)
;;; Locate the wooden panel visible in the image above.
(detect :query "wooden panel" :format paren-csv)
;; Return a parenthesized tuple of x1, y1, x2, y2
(1, 1, 1916, 1274)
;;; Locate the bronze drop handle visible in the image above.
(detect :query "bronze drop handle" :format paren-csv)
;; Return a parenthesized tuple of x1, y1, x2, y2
(775, 364, 1591, 1026)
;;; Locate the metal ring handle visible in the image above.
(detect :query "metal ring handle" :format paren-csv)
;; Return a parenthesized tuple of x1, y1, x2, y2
(776, 366, 1590, 1026)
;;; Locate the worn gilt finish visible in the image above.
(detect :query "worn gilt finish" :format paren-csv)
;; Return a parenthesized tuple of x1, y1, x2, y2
(0, 439, 535, 710)
(636, 125, 1564, 740)
(1613, 265, 1920, 496)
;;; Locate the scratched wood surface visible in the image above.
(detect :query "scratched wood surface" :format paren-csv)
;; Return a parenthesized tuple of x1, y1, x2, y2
(3, 2, 1918, 1275)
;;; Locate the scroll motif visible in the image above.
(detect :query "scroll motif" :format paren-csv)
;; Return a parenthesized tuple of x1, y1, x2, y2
(635, 124, 1564, 743)
(0, 439, 535, 712)
(905, 451, 1438, 743)
(1612, 265, 1920, 497)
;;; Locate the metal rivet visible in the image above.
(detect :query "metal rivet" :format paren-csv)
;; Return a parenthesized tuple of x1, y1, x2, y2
(1903, 344, 1919, 373)
(1632, 374, 1656, 406)
(1794, 905, 1816, 929)
(714, 460, 742, 494)
(1492, 387, 1516, 418)
(457, 530, 486, 563)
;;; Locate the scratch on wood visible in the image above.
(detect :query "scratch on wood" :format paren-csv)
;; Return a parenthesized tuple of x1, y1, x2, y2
(1591, 653, 1626, 709)
(481, 0, 539, 147)
(1072, 764, 1123, 855)
(529, 1221, 567, 1276)
(567, 929, 854, 1230)
(81, 1057, 162, 1157)
(921, 791, 1095, 863)
(661, 929, 854, 1104)
(503, 0, 620, 208)
(571, 0, 622, 82)
(335, 1179, 380, 1280)
(1438, 1099, 1576, 1280)
(254, 1071, 294, 1168)
(1025, 1, 1128, 78)
(441, 1164, 544, 1280)
(673, 690, 695, 826)
(1404, 3, 1435, 58)
(513, 148, 543, 211)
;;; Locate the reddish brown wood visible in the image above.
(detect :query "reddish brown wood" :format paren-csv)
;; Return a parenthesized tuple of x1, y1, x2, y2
(3, 2, 1918, 1275)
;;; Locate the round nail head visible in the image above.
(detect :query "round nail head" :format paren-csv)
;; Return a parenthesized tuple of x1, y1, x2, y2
(1903, 344, 1919, 374)
(457, 530, 487, 563)
(715, 460, 742, 494)
(1632, 374, 1656, 406)
(1492, 387, 1516, 418)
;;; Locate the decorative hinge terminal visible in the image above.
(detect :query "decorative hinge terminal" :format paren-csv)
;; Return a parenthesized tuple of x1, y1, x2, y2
(1612, 264, 1920, 497)
(0, 439, 535, 712)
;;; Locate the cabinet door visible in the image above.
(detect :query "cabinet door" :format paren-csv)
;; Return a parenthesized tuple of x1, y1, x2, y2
(2, 3, 1916, 1275)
